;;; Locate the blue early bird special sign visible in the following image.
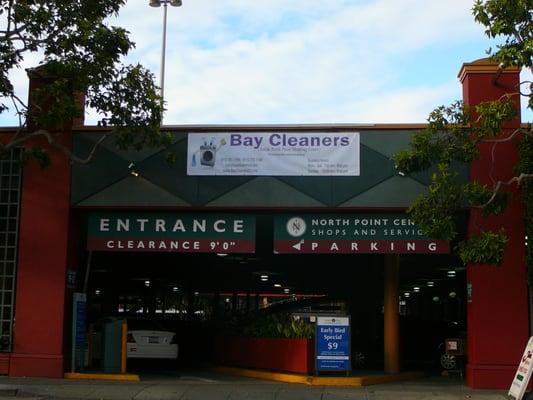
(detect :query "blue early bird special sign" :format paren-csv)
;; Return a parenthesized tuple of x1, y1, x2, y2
(316, 316, 351, 372)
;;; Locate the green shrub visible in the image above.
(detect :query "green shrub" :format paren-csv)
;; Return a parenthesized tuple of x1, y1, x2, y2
(222, 313, 315, 339)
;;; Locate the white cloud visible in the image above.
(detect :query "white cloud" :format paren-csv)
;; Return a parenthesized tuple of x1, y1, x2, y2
(145, 0, 485, 124)
(316, 82, 460, 123)
(2, 0, 515, 127)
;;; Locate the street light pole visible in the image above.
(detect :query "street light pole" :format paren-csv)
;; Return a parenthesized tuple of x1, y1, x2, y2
(149, 0, 182, 122)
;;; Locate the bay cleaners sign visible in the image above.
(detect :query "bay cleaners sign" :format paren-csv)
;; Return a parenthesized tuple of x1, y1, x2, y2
(274, 214, 449, 254)
(187, 132, 359, 176)
(87, 213, 255, 253)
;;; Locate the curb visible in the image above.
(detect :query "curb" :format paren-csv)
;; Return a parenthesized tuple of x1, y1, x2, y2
(64, 372, 141, 382)
(213, 366, 424, 386)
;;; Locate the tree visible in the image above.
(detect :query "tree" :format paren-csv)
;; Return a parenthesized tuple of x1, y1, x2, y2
(0, 0, 171, 166)
(393, 0, 533, 267)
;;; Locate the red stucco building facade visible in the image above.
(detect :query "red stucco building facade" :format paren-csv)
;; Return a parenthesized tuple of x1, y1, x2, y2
(0, 58, 528, 389)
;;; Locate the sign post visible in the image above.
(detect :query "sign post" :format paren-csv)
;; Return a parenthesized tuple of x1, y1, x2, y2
(315, 316, 351, 374)
(509, 336, 533, 400)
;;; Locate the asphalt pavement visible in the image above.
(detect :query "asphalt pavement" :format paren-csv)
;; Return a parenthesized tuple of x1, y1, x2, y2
(0, 371, 514, 400)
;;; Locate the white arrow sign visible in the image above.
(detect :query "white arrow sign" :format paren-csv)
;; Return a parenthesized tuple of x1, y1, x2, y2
(292, 240, 304, 251)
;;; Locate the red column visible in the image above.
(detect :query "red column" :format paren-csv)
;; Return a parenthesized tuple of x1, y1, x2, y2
(9, 139, 71, 378)
(8, 69, 75, 378)
(384, 255, 400, 374)
(459, 59, 528, 389)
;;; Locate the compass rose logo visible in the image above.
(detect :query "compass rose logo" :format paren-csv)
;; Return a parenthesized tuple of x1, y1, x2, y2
(286, 217, 306, 238)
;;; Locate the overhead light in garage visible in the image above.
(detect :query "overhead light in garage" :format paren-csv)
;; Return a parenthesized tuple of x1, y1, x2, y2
(95, 289, 101, 295)
(260, 275, 268, 281)
(404, 292, 411, 298)
(172, 286, 178, 292)
(144, 280, 151, 287)
(274, 283, 282, 288)
(413, 287, 420, 292)
(447, 270, 456, 277)
(427, 281, 435, 287)
(283, 288, 290, 294)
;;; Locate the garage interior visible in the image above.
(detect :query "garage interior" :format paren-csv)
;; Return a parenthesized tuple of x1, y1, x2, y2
(79, 212, 467, 375)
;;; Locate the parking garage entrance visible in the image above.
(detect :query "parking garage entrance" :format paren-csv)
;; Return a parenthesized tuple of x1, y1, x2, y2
(79, 211, 466, 376)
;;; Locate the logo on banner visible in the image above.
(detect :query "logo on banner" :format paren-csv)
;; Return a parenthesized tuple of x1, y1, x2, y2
(286, 217, 306, 237)
(191, 137, 227, 168)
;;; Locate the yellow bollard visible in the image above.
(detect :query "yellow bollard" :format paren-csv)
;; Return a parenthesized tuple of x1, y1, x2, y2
(121, 321, 127, 374)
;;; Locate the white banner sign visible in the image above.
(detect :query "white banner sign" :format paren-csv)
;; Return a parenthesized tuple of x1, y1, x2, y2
(187, 132, 360, 176)
(509, 336, 533, 400)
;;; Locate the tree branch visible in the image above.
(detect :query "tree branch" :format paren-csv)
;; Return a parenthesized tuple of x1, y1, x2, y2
(39, 129, 110, 164)
(474, 173, 533, 209)
(482, 126, 533, 143)
(3, 128, 109, 165)
(0, 23, 28, 41)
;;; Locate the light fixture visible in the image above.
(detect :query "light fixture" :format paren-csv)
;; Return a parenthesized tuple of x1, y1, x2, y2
(95, 289, 101, 295)
(150, 0, 181, 6)
(144, 280, 150, 287)
(172, 286, 178, 292)
(447, 270, 456, 277)
(217, 253, 228, 257)
(283, 288, 290, 293)
(395, 165, 406, 176)
(225, 298, 230, 303)
(260, 274, 268, 281)
(194, 291, 199, 296)
(413, 287, 420, 292)
(427, 281, 435, 287)
(274, 283, 282, 288)
(128, 162, 140, 177)
(404, 292, 411, 298)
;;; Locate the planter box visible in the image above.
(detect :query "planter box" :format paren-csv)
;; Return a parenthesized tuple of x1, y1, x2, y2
(214, 336, 314, 374)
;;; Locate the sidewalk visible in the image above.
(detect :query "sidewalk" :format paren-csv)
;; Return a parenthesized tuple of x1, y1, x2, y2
(0, 372, 511, 400)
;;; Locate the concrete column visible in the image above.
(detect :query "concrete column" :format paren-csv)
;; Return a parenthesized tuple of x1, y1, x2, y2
(384, 254, 400, 374)
(245, 292, 251, 314)
(9, 66, 86, 378)
(459, 59, 528, 389)
(232, 292, 238, 314)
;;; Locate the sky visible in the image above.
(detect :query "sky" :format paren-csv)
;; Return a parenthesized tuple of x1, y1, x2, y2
(1, 0, 532, 126)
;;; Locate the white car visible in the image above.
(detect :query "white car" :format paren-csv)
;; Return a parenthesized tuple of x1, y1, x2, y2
(126, 319, 178, 359)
